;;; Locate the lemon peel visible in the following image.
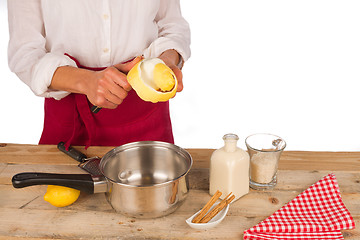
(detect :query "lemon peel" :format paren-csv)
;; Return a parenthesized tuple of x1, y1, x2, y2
(44, 185, 80, 208)
(127, 58, 177, 103)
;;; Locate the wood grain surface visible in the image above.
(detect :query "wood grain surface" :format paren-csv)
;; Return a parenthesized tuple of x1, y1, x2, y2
(0, 143, 359, 239)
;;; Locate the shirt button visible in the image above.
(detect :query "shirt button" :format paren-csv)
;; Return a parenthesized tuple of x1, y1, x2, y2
(103, 48, 109, 53)
(103, 14, 109, 20)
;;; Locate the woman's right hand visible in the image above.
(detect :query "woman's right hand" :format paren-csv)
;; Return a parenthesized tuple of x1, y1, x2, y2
(50, 56, 142, 109)
(86, 56, 142, 109)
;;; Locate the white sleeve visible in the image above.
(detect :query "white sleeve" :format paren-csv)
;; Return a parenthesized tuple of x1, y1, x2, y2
(143, 0, 191, 62)
(7, 0, 77, 100)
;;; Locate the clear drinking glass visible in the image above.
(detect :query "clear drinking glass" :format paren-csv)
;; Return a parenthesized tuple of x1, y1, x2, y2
(245, 133, 286, 190)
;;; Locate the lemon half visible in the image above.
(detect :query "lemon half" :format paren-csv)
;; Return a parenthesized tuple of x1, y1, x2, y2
(44, 185, 80, 207)
(127, 58, 177, 103)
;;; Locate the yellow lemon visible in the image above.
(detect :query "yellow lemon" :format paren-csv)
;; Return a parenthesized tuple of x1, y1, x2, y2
(44, 185, 80, 207)
(127, 58, 177, 103)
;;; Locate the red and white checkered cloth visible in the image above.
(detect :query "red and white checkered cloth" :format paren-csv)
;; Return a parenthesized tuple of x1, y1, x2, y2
(244, 173, 355, 240)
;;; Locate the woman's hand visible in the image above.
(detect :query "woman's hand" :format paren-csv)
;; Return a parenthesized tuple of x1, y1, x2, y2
(85, 57, 142, 109)
(159, 49, 183, 92)
(50, 56, 142, 109)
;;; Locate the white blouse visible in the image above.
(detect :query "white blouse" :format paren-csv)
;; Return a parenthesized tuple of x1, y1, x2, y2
(7, 0, 191, 100)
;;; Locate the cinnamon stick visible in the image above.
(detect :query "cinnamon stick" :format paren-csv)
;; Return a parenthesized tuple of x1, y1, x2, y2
(192, 190, 222, 223)
(199, 193, 235, 223)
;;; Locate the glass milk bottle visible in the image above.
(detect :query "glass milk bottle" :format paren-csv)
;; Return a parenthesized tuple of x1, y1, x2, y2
(209, 133, 250, 201)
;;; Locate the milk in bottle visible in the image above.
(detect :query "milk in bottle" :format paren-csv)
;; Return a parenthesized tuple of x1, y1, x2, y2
(209, 133, 250, 201)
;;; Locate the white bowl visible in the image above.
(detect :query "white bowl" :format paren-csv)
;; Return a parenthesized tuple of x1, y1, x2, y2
(185, 202, 230, 230)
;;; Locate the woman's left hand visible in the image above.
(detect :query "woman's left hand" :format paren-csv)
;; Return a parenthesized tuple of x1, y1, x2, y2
(159, 49, 183, 92)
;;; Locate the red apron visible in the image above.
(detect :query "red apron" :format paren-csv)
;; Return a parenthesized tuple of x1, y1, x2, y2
(38, 55, 174, 148)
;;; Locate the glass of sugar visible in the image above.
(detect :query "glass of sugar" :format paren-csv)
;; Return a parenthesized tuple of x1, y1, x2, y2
(245, 133, 286, 190)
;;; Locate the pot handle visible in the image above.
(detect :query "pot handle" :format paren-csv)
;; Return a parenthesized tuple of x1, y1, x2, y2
(57, 142, 88, 163)
(12, 172, 94, 194)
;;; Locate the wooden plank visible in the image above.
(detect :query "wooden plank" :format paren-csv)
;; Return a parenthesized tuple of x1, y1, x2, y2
(1, 144, 360, 171)
(4, 169, 359, 214)
(0, 185, 112, 212)
(280, 151, 360, 171)
(0, 144, 78, 165)
(0, 143, 113, 165)
(188, 169, 360, 193)
(0, 207, 250, 239)
(187, 149, 360, 171)
(3, 161, 359, 193)
(276, 170, 360, 193)
(3, 185, 359, 217)
(0, 163, 6, 175)
(0, 237, 61, 240)
(0, 144, 205, 166)
(0, 208, 358, 239)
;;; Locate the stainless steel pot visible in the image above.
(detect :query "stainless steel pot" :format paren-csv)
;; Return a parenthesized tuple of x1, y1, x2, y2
(12, 141, 193, 218)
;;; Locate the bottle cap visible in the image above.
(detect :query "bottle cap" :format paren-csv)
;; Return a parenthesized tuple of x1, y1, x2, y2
(223, 133, 239, 141)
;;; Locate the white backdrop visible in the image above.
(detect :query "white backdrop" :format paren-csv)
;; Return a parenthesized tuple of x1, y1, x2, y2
(1, 0, 360, 151)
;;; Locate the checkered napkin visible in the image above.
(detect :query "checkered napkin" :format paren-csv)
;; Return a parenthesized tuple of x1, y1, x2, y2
(243, 173, 355, 240)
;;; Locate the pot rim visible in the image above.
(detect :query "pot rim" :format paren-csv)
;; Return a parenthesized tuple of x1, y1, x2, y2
(99, 141, 193, 188)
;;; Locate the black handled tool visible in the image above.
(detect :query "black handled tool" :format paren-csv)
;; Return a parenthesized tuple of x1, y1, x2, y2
(57, 142, 87, 163)
(91, 105, 101, 113)
(57, 142, 103, 176)
(12, 172, 94, 194)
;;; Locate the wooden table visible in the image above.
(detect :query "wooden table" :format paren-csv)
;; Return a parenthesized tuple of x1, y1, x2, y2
(0, 144, 359, 239)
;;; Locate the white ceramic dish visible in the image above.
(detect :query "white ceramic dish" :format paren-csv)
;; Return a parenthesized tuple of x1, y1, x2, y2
(185, 202, 230, 230)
